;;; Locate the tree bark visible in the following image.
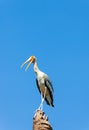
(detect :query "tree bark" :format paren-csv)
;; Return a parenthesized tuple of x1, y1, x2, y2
(33, 110, 53, 130)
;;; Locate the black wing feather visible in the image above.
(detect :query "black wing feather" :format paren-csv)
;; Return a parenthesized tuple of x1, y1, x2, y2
(36, 78, 41, 94)
(45, 79, 54, 107)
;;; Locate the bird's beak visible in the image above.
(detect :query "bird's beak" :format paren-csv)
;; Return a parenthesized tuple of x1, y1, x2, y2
(21, 57, 32, 71)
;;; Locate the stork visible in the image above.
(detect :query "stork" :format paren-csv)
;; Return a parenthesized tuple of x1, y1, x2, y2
(21, 56, 54, 110)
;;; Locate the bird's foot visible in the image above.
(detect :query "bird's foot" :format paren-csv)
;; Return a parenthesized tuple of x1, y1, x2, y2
(33, 109, 39, 118)
(33, 107, 42, 118)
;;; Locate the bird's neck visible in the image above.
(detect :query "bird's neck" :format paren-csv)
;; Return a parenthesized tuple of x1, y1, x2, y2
(33, 61, 40, 74)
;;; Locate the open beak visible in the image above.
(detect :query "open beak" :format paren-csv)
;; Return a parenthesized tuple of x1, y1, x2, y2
(21, 57, 32, 71)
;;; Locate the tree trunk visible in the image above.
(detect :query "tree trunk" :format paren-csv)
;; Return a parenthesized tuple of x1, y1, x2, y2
(33, 110, 53, 130)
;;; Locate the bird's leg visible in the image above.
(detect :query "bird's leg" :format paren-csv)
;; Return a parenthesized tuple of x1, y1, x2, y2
(37, 94, 44, 110)
(34, 94, 45, 118)
(38, 87, 47, 110)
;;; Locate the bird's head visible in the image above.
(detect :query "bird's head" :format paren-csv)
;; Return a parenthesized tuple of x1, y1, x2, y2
(21, 56, 36, 71)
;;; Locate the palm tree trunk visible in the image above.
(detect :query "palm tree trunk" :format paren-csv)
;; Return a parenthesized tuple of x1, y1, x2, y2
(33, 110, 53, 130)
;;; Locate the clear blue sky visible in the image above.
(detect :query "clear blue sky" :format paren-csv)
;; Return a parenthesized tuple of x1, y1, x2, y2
(0, 0, 89, 130)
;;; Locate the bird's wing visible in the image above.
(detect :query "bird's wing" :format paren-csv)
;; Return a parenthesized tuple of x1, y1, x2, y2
(36, 78, 41, 94)
(44, 75, 54, 93)
(44, 78, 54, 106)
(36, 75, 54, 107)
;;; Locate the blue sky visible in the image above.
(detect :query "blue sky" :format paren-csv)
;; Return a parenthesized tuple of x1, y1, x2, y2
(0, 0, 89, 130)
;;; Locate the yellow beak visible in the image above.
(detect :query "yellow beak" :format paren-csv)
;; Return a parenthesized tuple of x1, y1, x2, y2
(21, 57, 32, 71)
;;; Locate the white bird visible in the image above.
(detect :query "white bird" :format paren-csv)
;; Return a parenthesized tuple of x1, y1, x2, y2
(21, 56, 54, 110)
